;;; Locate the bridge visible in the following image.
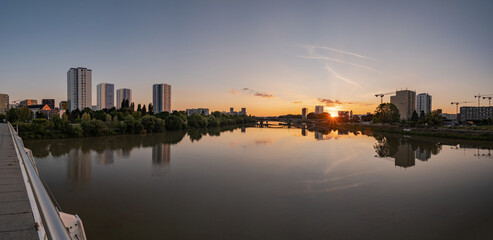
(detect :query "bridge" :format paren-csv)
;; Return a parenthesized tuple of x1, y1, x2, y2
(0, 123, 87, 240)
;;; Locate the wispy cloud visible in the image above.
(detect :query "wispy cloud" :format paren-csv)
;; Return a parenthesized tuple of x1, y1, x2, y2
(301, 56, 383, 74)
(293, 101, 303, 104)
(231, 87, 275, 99)
(254, 92, 274, 98)
(318, 98, 343, 106)
(304, 45, 380, 62)
(325, 65, 362, 87)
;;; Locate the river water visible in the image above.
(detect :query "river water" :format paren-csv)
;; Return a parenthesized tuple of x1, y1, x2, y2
(24, 125, 493, 240)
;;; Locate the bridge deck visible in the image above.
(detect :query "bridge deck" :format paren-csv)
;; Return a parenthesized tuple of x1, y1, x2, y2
(0, 123, 38, 239)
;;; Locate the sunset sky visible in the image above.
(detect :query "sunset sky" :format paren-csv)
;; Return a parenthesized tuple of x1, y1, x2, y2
(1, 0, 493, 116)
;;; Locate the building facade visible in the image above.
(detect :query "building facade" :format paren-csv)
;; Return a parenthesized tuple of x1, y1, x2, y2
(390, 90, 416, 120)
(67, 67, 92, 112)
(302, 108, 307, 119)
(0, 94, 8, 114)
(416, 93, 432, 115)
(152, 84, 171, 113)
(19, 99, 38, 107)
(116, 88, 132, 109)
(59, 101, 68, 110)
(97, 83, 114, 110)
(315, 106, 324, 114)
(460, 106, 493, 121)
(42, 99, 55, 110)
(186, 108, 210, 116)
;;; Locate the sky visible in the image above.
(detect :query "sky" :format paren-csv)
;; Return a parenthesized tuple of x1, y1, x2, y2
(1, 0, 493, 116)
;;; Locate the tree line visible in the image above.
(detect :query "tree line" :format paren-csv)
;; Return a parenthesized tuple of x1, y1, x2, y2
(5, 105, 255, 139)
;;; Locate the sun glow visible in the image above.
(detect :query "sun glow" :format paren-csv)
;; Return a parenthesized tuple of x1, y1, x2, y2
(325, 106, 342, 117)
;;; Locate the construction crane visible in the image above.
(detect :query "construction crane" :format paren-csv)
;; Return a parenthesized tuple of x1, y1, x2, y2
(374, 92, 395, 104)
(483, 96, 493, 106)
(474, 94, 482, 107)
(474, 93, 493, 107)
(451, 101, 475, 119)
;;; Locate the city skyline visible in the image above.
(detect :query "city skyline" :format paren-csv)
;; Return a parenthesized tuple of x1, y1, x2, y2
(1, 1, 493, 116)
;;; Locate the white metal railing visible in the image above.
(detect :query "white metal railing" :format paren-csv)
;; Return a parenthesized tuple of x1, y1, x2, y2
(7, 122, 87, 240)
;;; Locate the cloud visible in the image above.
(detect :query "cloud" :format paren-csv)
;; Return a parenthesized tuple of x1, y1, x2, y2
(293, 101, 303, 104)
(318, 98, 343, 106)
(254, 92, 274, 98)
(304, 45, 380, 62)
(301, 56, 383, 74)
(325, 65, 362, 87)
(232, 87, 275, 98)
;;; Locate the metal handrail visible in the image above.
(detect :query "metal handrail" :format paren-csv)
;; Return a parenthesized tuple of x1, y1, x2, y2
(7, 122, 72, 239)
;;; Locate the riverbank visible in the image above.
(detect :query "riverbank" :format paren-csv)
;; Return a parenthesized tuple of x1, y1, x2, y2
(307, 122, 493, 141)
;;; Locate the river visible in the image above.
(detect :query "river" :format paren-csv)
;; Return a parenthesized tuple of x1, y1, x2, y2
(24, 125, 493, 239)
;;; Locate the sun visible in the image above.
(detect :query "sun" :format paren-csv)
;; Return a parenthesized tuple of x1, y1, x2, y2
(325, 106, 341, 117)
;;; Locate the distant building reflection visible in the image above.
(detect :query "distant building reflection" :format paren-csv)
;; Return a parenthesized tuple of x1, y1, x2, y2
(97, 150, 114, 165)
(374, 135, 441, 168)
(152, 144, 171, 176)
(415, 147, 431, 161)
(315, 132, 323, 140)
(67, 149, 92, 183)
(301, 126, 307, 136)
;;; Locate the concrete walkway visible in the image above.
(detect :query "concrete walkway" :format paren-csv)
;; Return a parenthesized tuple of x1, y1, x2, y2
(0, 123, 38, 239)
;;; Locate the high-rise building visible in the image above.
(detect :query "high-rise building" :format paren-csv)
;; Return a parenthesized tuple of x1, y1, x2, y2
(59, 101, 68, 111)
(42, 99, 55, 110)
(97, 83, 114, 110)
(240, 108, 247, 116)
(67, 67, 92, 112)
(116, 88, 132, 109)
(152, 84, 171, 113)
(416, 93, 432, 115)
(315, 105, 324, 114)
(19, 99, 38, 107)
(302, 108, 307, 119)
(0, 94, 8, 114)
(390, 90, 416, 120)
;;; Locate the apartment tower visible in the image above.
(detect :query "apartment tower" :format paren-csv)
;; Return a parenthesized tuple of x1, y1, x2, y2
(390, 90, 416, 120)
(152, 84, 171, 113)
(97, 83, 115, 110)
(67, 67, 92, 112)
(116, 88, 132, 109)
(416, 93, 432, 115)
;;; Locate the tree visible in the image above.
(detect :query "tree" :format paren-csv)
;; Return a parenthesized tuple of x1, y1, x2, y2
(373, 103, 400, 124)
(411, 111, 419, 122)
(141, 105, 147, 115)
(148, 103, 153, 115)
(6, 108, 19, 122)
(137, 104, 142, 112)
(18, 106, 33, 122)
(419, 110, 425, 119)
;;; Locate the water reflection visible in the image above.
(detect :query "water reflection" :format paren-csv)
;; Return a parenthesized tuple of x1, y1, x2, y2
(25, 125, 249, 180)
(67, 149, 91, 183)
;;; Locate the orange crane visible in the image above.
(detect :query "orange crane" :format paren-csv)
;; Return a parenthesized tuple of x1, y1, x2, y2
(451, 101, 475, 119)
(374, 92, 395, 104)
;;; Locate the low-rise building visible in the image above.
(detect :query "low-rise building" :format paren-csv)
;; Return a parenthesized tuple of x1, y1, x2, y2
(19, 99, 38, 107)
(186, 108, 210, 116)
(59, 101, 68, 111)
(338, 111, 350, 118)
(42, 99, 55, 110)
(0, 93, 8, 114)
(460, 106, 493, 121)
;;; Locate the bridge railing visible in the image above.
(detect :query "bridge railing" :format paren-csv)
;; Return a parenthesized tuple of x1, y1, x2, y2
(7, 122, 85, 240)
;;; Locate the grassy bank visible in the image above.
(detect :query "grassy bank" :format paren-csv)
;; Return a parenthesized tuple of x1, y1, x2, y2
(307, 122, 493, 141)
